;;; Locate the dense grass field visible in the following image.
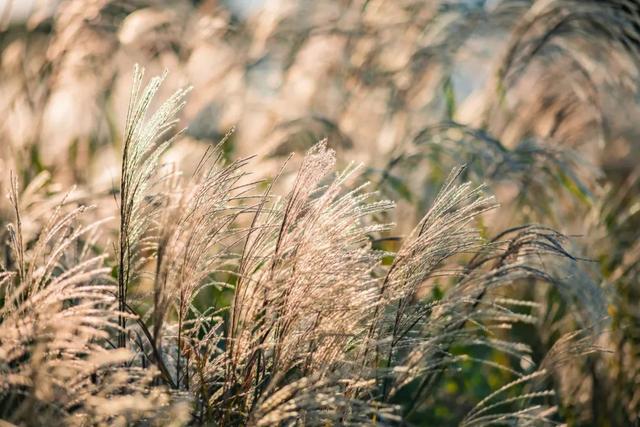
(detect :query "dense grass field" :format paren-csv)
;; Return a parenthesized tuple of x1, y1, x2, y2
(1, 1, 639, 425)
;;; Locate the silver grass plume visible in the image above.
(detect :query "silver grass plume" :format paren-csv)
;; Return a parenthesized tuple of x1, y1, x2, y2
(117, 65, 190, 348)
(149, 140, 254, 390)
(0, 178, 190, 426)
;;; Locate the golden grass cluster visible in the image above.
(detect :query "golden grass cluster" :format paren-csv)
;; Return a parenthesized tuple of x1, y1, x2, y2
(0, 67, 601, 425)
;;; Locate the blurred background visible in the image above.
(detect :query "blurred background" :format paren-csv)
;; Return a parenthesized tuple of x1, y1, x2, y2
(2, 0, 640, 424)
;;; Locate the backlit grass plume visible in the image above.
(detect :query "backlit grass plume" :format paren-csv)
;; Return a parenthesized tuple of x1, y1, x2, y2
(117, 65, 190, 348)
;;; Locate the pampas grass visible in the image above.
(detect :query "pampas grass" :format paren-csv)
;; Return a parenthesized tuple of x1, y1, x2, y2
(0, 66, 603, 426)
